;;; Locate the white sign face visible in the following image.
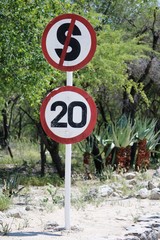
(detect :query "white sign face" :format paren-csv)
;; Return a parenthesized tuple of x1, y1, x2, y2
(45, 91, 91, 138)
(40, 86, 97, 144)
(46, 19, 91, 67)
(41, 14, 96, 72)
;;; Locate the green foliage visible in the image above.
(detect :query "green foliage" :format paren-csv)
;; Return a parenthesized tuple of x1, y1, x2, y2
(47, 184, 64, 205)
(0, 0, 80, 119)
(124, 80, 150, 106)
(78, 135, 94, 154)
(78, 25, 150, 89)
(0, 0, 160, 176)
(0, 221, 12, 236)
(134, 117, 158, 140)
(2, 174, 24, 197)
(147, 131, 160, 151)
(0, 195, 11, 211)
(0, 138, 40, 166)
(134, 116, 160, 151)
(87, 0, 158, 29)
(98, 115, 136, 149)
(110, 115, 136, 148)
(19, 175, 63, 187)
(98, 165, 114, 181)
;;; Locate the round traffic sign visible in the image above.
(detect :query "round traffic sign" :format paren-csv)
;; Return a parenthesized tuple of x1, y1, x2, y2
(41, 13, 96, 72)
(40, 86, 97, 144)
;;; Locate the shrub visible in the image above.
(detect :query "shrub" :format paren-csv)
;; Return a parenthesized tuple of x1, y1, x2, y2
(0, 195, 11, 211)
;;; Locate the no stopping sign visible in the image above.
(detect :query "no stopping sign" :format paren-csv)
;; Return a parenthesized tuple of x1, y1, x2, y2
(41, 14, 96, 71)
(40, 86, 97, 144)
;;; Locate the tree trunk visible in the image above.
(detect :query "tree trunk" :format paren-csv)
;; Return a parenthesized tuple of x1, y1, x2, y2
(49, 144, 64, 178)
(17, 110, 23, 139)
(92, 139, 104, 174)
(40, 138, 46, 177)
(116, 146, 131, 172)
(130, 142, 137, 168)
(135, 139, 150, 171)
(83, 152, 92, 180)
(38, 123, 64, 178)
(2, 108, 13, 158)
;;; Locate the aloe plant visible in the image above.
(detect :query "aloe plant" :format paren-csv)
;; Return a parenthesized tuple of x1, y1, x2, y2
(134, 117, 160, 170)
(146, 130, 160, 151)
(95, 115, 136, 157)
(78, 135, 94, 154)
(109, 115, 136, 148)
(134, 117, 158, 141)
(96, 115, 136, 171)
(95, 127, 114, 161)
(134, 116, 160, 154)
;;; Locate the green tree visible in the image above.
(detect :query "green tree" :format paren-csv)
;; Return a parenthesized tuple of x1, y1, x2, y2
(1, 0, 160, 176)
(0, 0, 78, 177)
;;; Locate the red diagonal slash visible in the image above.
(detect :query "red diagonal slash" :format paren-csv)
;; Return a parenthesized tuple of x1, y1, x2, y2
(59, 17, 76, 66)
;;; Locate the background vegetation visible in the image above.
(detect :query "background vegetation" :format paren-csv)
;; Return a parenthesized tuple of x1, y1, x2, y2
(0, 0, 160, 184)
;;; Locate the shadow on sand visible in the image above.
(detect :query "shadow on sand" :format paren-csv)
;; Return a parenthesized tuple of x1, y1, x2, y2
(7, 231, 62, 237)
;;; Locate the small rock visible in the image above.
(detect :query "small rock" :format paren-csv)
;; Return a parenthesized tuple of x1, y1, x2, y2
(125, 226, 151, 237)
(157, 227, 160, 238)
(148, 181, 156, 190)
(147, 230, 158, 240)
(44, 221, 59, 231)
(150, 188, 160, 200)
(139, 232, 147, 240)
(153, 167, 160, 178)
(137, 188, 149, 199)
(89, 187, 98, 198)
(98, 185, 113, 197)
(7, 209, 22, 218)
(124, 173, 136, 180)
(127, 179, 137, 186)
(25, 206, 31, 211)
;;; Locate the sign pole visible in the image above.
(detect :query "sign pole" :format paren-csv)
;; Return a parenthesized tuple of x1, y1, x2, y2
(41, 13, 97, 231)
(65, 71, 73, 230)
(66, 71, 73, 86)
(65, 143, 72, 230)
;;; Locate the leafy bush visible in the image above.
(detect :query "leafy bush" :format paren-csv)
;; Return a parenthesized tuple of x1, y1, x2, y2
(0, 195, 11, 211)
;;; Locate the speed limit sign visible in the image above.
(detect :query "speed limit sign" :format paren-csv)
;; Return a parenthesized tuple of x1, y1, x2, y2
(41, 13, 96, 71)
(40, 86, 97, 144)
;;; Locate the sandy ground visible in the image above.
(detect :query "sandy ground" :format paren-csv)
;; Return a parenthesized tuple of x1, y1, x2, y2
(0, 182, 160, 240)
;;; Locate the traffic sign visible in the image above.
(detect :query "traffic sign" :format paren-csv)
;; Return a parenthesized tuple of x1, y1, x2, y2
(41, 13, 96, 72)
(40, 86, 97, 144)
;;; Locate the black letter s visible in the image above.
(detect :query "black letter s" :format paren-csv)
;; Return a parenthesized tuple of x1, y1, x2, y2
(55, 23, 81, 61)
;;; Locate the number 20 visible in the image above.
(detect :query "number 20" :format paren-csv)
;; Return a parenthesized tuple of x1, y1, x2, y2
(51, 101, 87, 128)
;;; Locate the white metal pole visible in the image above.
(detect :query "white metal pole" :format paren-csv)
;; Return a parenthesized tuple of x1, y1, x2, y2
(65, 143, 72, 230)
(65, 71, 73, 230)
(66, 71, 73, 86)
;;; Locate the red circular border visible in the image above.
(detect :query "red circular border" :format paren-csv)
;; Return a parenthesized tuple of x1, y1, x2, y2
(40, 86, 97, 144)
(41, 13, 96, 72)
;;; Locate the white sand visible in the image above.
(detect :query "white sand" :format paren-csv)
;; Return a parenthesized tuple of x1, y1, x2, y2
(1, 183, 160, 240)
